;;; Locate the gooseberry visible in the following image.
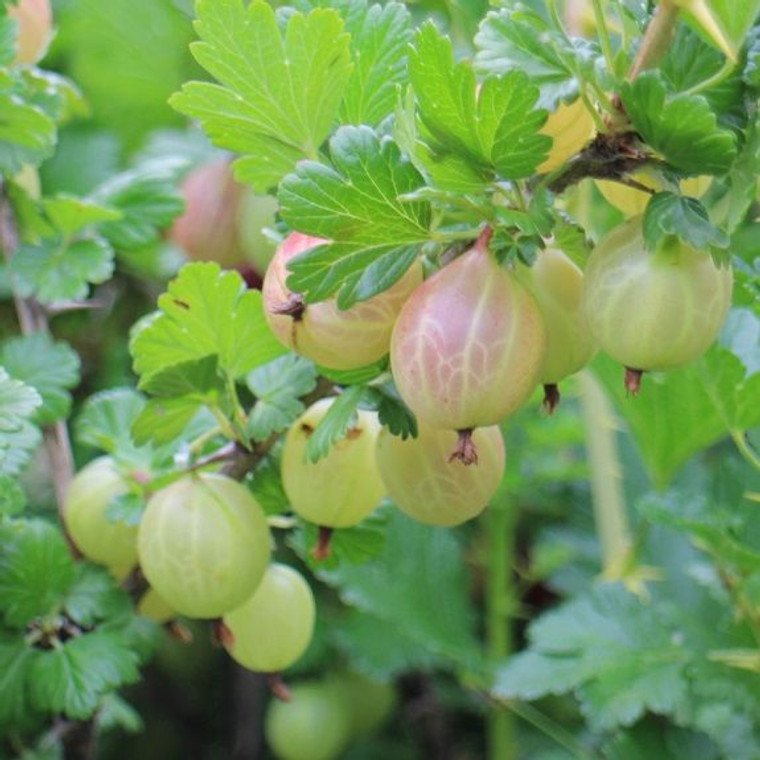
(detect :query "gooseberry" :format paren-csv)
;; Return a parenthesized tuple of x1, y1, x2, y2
(537, 98, 595, 174)
(9, 0, 52, 65)
(582, 215, 733, 391)
(137, 473, 271, 619)
(390, 229, 547, 461)
(281, 398, 385, 534)
(63, 456, 138, 571)
(375, 424, 505, 526)
(516, 248, 597, 410)
(222, 563, 315, 673)
(170, 158, 248, 269)
(263, 232, 423, 370)
(330, 672, 397, 737)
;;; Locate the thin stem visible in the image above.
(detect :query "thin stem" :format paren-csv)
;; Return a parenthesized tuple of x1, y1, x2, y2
(592, 0, 616, 74)
(731, 430, 760, 473)
(627, 0, 680, 81)
(684, 58, 736, 96)
(579, 372, 631, 576)
(0, 184, 79, 557)
(502, 699, 599, 760)
(579, 87, 608, 133)
(486, 490, 517, 760)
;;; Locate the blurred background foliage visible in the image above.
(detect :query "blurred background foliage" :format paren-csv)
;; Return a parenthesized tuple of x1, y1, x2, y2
(6, 1, 760, 759)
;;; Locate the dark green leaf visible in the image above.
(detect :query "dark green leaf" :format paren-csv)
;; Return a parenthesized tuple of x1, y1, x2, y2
(410, 23, 550, 180)
(246, 354, 318, 441)
(74, 388, 146, 456)
(642, 192, 729, 254)
(29, 631, 141, 720)
(0, 86, 56, 174)
(130, 262, 285, 384)
(0, 475, 26, 516)
(0, 639, 36, 727)
(10, 235, 114, 305)
(63, 565, 132, 627)
(279, 125, 430, 306)
(0, 333, 80, 426)
(304, 386, 366, 463)
(620, 72, 737, 174)
(0, 519, 75, 628)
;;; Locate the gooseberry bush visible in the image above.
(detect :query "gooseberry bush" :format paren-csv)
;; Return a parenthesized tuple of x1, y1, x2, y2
(1, 0, 760, 758)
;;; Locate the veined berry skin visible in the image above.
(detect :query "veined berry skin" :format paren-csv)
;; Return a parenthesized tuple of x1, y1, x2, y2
(376, 424, 505, 526)
(138, 473, 271, 619)
(516, 248, 596, 384)
(282, 398, 386, 529)
(263, 233, 423, 370)
(390, 242, 547, 430)
(223, 563, 315, 673)
(582, 215, 733, 372)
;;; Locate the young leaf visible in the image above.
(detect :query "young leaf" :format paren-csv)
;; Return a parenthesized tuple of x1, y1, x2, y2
(0, 519, 76, 629)
(279, 125, 431, 306)
(106, 493, 147, 529)
(29, 631, 141, 720)
(75, 388, 146, 455)
(93, 159, 186, 251)
(43, 195, 122, 237)
(0, 367, 41, 432)
(474, 8, 593, 105)
(170, 0, 352, 192)
(0, 84, 56, 174)
(131, 396, 206, 447)
(410, 23, 550, 181)
(0, 475, 26, 517)
(304, 385, 366, 463)
(0, 640, 36, 728)
(246, 354, 318, 441)
(138, 354, 224, 398)
(620, 72, 737, 174)
(0, 333, 81, 426)
(10, 235, 114, 304)
(130, 262, 285, 384)
(336, 1, 412, 127)
(63, 565, 132, 628)
(643, 192, 729, 254)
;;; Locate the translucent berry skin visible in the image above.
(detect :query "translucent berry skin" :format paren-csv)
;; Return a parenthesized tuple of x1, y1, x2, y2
(583, 215, 733, 371)
(537, 98, 595, 174)
(170, 159, 247, 268)
(63, 456, 137, 571)
(263, 232, 423, 370)
(596, 171, 711, 217)
(223, 563, 315, 673)
(516, 248, 597, 384)
(137, 473, 271, 619)
(375, 424, 505, 526)
(265, 682, 351, 760)
(282, 398, 385, 528)
(390, 242, 547, 430)
(10, 0, 52, 65)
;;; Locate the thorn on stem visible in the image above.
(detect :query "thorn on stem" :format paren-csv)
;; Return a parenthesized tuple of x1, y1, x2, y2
(267, 673, 292, 702)
(312, 526, 334, 562)
(624, 367, 644, 396)
(542, 383, 561, 414)
(449, 428, 478, 466)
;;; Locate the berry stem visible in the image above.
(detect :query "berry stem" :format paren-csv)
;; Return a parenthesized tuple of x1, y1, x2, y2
(312, 526, 334, 561)
(449, 429, 479, 466)
(624, 367, 644, 396)
(542, 384, 561, 414)
(267, 673, 292, 702)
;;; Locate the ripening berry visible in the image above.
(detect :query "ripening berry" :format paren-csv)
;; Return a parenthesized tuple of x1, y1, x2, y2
(582, 215, 733, 390)
(537, 98, 595, 174)
(63, 456, 138, 571)
(376, 424, 505, 526)
(138, 473, 271, 619)
(264, 232, 423, 370)
(390, 232, 547, 452)
(9, 0, 52, 65)
(281, 398, 385, 529)
(223, 563, 315, 673)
